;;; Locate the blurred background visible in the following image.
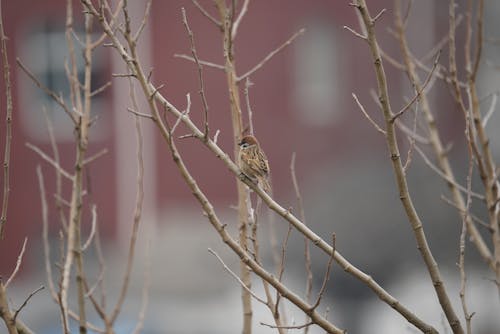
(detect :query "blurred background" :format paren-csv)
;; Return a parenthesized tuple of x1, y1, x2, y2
(1, 0, 500, 333)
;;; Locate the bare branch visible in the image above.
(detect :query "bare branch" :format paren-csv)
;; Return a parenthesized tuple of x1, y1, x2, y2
(5, 238, 28, 287)
(310, 234, 335, 311)
(237, 28, 305, 82)
(173, 54, 225, 70)
(90, 81, 112, 97)
(414, 145, 484, 201)
(354, 1, 462, 332)
(290, 153, 313, 333)
(208, 248, 267, 305)
(274, 224, 293, 314)
(343, 25, 367, 40)
(171, 93, 192, 135)
(42, 107, 68, 230)
(482, 92, 498, 127)
(82, 205, 97, 251)
(127, 108, 154, 120)
(16, 58, 75, 124)
(36, 166, 58, 303)
(110, 70, 146, 325)
(244, 77, 254, 135)
(231, 0, 250, 38)
(0, 0, 13, 239)
(181, 7, 209, 138)
(352, 93, 386, 135)
(191, 0, 222, 29)
(26, 143, 74, 181)
(261, 321, 313, 330)
(132, 243, 151, 334)
(396, 120, 430, 145)
(0, 280, 18, 334)
(13, 286, 45, 322)
(174, 53, 226, 70)
(213, 129, 220, 145)
(372, 8, 386, 23)
(133, 0, 152, 43)
(391, 50, 441, 122)
(83, 149, 109, 165)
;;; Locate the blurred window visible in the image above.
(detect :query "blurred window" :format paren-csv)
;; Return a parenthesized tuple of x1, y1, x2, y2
(18, 21, 107, 141)
(293, 19, 343, 127)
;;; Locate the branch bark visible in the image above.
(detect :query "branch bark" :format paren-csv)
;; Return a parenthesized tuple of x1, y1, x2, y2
(352, 1, 463, 333)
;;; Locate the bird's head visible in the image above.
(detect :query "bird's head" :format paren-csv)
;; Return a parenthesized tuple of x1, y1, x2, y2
(238, 135, 259, 149)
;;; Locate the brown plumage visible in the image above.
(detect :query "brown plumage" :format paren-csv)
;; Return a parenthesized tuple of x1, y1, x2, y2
(238, 135, 271, 192)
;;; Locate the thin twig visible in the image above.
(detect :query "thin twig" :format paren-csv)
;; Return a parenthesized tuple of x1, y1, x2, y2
(90, 81, 112, 97)
(213, 129, 220, 145)
(191, 0, 222, 29)
(16, 58, 75, 124)
(171, 94, 192, 135)
(5, 238, 28, 288)
(396, 120, 430, 145)
(261, 322, 313, 330)
(274, 224, 293, 314)
(237, 28, 305, 82)
(231, 0, 249, 38)
(0, 0, 13, 239)
(42, 107, 68, 230)
(173, 54, 225, 70)
(133, 0, 152, 43)
(208, 248, 267, 305)
(391, 50, 441, 122)
(82, 205, 97, 251)
(83, 149, 109, 165)
(352, 93, 386, 135)
(310, 234, 335, 311)
(244, 77, 254, 135)
(460, 70, 475, 333)
(127, 108, 154, 120)
(482, 92, 497, 127)
(36, 166, 58, 303)
(441, 195, 491, 231)
(181, 7, 209, 138)
(415, 145, 484, 200)
(132, 242, 151, 334)
(343, 25, 367, 40)
(13, 286, 45, 322)
(109, 70, 146, 325)
(403, 99, 419, 173)
(26, 143, 74, 181)
(290, 153, 313, 334)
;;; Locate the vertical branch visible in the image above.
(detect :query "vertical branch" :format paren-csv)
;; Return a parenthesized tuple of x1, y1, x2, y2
(43, 108, 68, 230)
(109, 74, 145, 326)
(213, 2, 252, 332)
(352, 1, 464, 333)
(458, 160, 473, 334)
(290, 153, 313, 334)
(181, 8, 209, 139)
(0, 0, 13, 239)
(244, 77, 254, 135)
(394, 0, 494, 271)
(59, 0, 79, 329)
(464, 0, 500, 287)
(60, 0, 96, 331)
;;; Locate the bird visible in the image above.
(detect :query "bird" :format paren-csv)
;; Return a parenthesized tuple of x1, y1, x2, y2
(238, 135, 271, 192)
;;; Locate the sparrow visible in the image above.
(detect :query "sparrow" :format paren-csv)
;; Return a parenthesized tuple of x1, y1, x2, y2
(238, 135, 271, 192)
